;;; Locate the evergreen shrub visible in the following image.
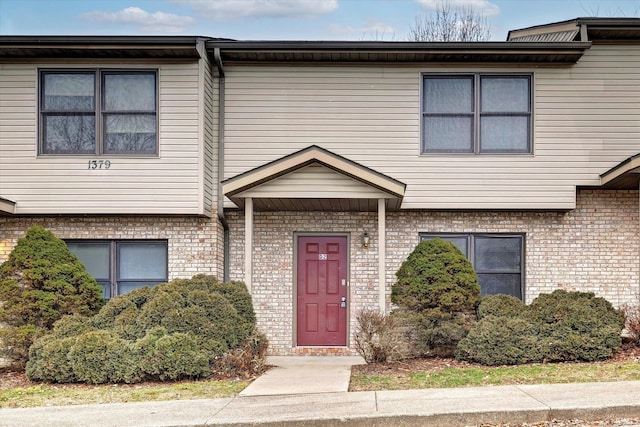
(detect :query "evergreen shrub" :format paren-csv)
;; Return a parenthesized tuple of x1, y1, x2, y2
(477, 294, 525, 320)
(456, 290, 624, 365)
(391, 238, 480, 357)
(26, 275, 266, 383)
(0, 226, 103, 368)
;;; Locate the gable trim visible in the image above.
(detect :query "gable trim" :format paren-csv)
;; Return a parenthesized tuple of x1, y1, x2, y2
(223, 146, 406, 205)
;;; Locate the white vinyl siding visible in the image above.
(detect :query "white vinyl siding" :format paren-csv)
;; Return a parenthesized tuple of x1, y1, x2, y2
(0, 60, 209, 215)
(223, 44, 640, 210)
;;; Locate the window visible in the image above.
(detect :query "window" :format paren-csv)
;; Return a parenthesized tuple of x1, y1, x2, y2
(66, 240, 168, 299)
(422, 74, 531, 154)
(40, 70, 158, 156)
(420, 233, 524, 299)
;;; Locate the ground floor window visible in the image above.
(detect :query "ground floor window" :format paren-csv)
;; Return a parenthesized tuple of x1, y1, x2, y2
(65, 240, 168, 299)
(419, 233, 524, 299)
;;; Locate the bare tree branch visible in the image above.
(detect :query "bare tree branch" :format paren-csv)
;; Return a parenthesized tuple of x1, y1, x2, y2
(408, 1, 491, 42)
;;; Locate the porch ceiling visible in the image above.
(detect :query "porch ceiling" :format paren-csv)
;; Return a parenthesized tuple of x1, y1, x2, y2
(600, 154, 640, 189)
(0, 197, 16, 215)
(222, 145, 406, 212)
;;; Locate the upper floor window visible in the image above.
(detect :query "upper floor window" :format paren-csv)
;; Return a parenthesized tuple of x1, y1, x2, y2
(422, 74, 531, 154)
(39, 69, 158, 156)
(420, 233, 524, 300)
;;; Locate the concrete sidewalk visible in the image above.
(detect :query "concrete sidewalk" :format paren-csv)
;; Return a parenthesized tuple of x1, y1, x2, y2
(2, 356, 640, 427)
(2, 381, 640, 426)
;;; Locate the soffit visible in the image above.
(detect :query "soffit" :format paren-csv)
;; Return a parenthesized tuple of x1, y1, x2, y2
(600, 154, 640, 189)
(0, 197, 16, 215)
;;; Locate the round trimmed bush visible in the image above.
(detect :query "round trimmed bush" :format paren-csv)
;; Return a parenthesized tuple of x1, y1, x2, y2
(392, 238, 480, 357)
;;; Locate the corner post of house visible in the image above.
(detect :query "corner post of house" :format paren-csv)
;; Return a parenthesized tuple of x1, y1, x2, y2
(245, 197, 253, 294)
(378, 198, 386, 313)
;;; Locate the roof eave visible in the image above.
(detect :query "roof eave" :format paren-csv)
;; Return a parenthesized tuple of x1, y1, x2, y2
(207, 41, 591, 64)
(600, 153, 640, 189)
(0, 36, 214, 59)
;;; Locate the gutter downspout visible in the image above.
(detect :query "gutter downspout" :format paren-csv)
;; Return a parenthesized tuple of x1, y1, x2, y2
(214, 47, 230, 282)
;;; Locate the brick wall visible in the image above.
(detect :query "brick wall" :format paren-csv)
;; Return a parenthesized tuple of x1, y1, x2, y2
(227, 189, 639, 355)
(227, 211, 379, 354)
(0, 214, 224, 281)
(1, 189, 637, 356)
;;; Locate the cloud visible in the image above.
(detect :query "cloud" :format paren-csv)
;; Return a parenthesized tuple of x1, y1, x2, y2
(413, 0, 500, 17)
(81, 7, 195, 33)
(172, 0, 338, 20)
(328, 22, 396, 40)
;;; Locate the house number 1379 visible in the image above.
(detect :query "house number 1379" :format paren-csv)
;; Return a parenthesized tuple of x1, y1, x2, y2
(88, 160, 111, 169)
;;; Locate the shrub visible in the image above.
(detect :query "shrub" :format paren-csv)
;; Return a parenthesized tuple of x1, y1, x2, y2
(26, 275, 267, 384)
(457, 289, 625, 365)
(391, 238, 480, 356)
(212, 329, 269, 379)
(136, 330, 210, 381)
(477, 294, 525, 320)
(68, 330, 137, 384)
(525, 290, 623, 362)
(0, 226, 104, 368)
(622, 304, 640, 345)
(353, 308, 408, 363)
(26, 335, 78, 383)
(26, 315, 97, 383)
(456, 315, 542, 365)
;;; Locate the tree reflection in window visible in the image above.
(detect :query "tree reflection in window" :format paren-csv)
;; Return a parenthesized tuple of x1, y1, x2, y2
(40, 70, 157, 155)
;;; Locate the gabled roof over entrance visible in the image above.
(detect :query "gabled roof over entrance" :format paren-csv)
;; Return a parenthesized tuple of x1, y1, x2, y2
(0, 197, 16, 215)
(600, 153, 640, 189)
(222, 145, 406, 211)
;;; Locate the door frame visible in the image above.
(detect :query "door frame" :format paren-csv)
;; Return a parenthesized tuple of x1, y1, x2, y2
(293, 232, 350, 347)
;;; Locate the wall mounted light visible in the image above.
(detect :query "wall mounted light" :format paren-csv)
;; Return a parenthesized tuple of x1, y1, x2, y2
(362, 231, 370, 249)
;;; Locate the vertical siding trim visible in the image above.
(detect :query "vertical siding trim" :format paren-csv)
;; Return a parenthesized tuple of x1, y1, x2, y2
(197, 41, 206, 216)
(245, 197, 253, 294)
(378, 198, 386, 313)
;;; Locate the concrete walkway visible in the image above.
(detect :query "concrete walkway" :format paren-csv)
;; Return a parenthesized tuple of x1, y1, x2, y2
(2, 357, 640, 427)
(240, 355, 365, 396)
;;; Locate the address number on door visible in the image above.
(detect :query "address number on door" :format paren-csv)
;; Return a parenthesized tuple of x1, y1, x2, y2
(318, 254, 328, 260)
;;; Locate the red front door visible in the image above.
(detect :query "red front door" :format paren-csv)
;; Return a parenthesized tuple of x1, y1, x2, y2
(296, 236, 348, 346)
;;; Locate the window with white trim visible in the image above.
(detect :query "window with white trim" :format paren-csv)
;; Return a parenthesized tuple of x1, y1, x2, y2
(66, 240, 168, 299)
(422, 74, 532, 154)
(420, 233, 524, 299)
(39, 69, 158, 155)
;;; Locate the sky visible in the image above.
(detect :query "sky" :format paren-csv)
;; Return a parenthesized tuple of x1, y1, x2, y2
(0, 0, 638, 41)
